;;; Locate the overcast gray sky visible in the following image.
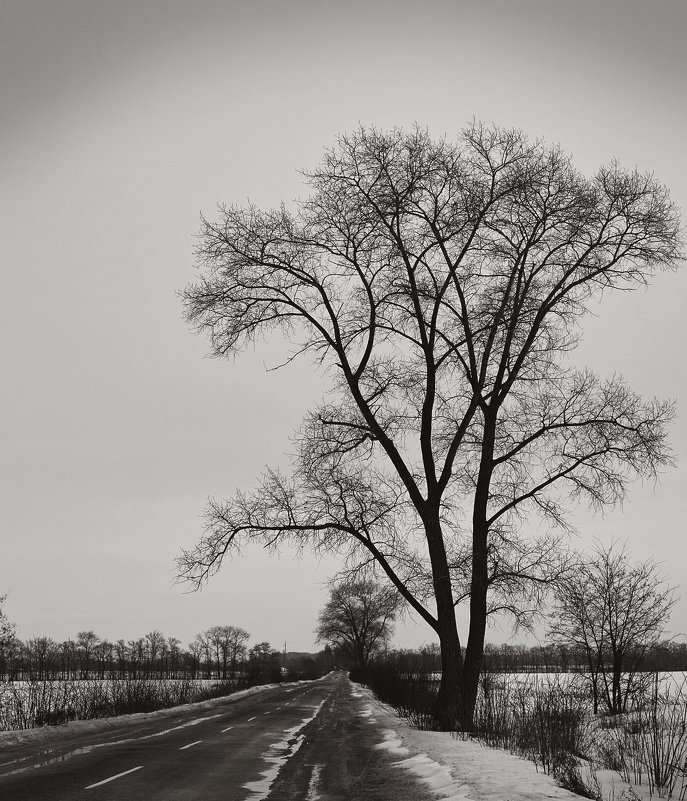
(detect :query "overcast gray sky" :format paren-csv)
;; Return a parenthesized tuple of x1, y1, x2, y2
(2, 0, 686, 652)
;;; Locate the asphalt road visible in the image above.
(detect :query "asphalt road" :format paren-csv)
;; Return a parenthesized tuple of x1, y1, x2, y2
(0, 672, 434, 800)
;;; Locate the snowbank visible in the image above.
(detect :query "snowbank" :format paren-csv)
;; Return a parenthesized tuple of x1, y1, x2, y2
(359, 686, 588, 801)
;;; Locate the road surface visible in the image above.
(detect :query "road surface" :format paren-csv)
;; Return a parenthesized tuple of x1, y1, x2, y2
(0, 672, 434, 800)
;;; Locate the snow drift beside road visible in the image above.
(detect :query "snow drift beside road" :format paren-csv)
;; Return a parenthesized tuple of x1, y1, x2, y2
(357, 685, 586, 801)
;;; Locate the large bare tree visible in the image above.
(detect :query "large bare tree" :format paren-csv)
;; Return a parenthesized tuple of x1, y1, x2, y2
(178, 124, 681, 729)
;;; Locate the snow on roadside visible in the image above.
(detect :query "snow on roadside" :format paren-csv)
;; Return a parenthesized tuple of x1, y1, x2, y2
(0, 680, 316, 750)
(376, 729, 409, 756)
(357, 685, 588, 801)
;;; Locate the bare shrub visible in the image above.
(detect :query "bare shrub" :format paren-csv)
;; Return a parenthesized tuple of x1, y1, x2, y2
(598, 674, 687, 799)
(473, 674, 592, 781)
(360, 665, 438, 730)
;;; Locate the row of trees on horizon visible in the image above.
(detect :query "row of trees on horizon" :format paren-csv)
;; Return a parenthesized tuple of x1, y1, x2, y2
(379, 640, 687, 676)
(6, 624, 687, 686)
(0, 618, 333, 683)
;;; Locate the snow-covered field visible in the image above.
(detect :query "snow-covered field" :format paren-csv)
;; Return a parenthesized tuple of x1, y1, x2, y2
(485, 671, 687, 800)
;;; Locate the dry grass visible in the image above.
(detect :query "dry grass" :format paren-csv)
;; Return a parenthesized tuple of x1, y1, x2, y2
(0, 677, 241, 730)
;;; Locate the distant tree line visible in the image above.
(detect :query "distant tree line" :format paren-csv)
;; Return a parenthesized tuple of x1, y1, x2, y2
(480, 640, 687, 675)
(0, 622, 332, 683)
(338, 638, 687, 683)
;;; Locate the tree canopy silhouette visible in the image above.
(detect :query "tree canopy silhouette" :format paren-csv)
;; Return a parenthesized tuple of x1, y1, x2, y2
(178, 123, 682, 729)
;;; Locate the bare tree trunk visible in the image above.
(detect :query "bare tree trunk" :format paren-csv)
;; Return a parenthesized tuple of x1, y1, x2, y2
(434, 607, 464, 730)
(426, 513, 466, 730)
(463, 520, 489, 728)
(462, 416, 495, 728)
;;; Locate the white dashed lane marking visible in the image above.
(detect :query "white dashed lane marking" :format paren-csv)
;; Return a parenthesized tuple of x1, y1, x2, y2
(85, 766, 143, 789)
(179, 740, 203, 750)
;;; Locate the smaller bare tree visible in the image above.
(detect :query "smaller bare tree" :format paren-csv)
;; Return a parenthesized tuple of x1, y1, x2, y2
(0, 595, 15, 643)
(550, 541, 677, 713)
(315, 579, 401, 673)
(166, 636, 182, 677)
(225, 626, 250, 678)
(114, 639, 128, 677)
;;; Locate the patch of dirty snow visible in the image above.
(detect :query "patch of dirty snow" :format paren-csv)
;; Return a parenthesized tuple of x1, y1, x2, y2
(305, 762, 323, 801)
(243, 699, 325, 800)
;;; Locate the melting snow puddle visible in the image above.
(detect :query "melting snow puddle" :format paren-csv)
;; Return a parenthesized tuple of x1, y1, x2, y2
(242, 732, 306, 800)
(0, 746, 96, 776)
(243, 701, 325, 801)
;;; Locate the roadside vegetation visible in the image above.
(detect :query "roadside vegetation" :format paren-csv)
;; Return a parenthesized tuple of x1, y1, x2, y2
(357, 645, 687, 800)
(325, 543, 684, 799)
(0, 677, 240, 730)
(0, 602, 333, 732)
